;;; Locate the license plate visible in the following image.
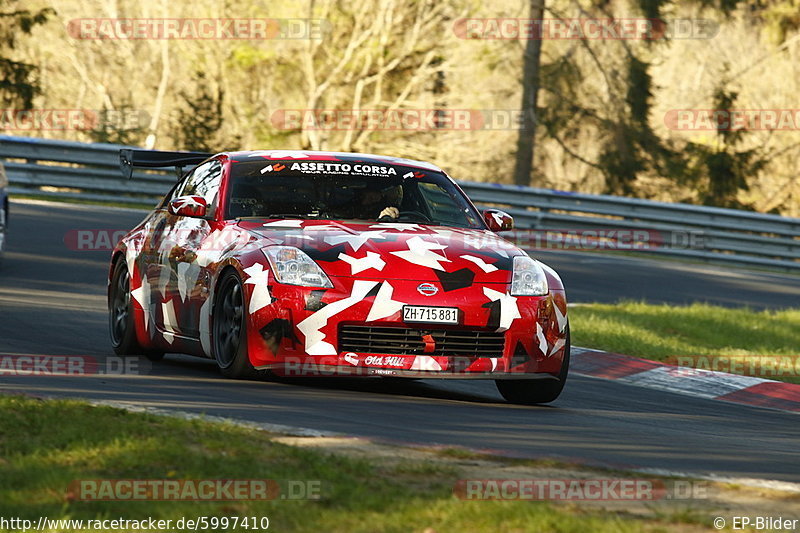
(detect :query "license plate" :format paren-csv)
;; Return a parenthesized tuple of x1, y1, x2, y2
(402, 305, 459, 324)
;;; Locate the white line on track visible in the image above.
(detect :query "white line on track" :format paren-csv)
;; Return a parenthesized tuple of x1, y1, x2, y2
(12, 197, 150, 214)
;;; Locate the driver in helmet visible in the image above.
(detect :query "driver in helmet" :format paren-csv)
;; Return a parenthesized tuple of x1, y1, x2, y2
(360, 183, 403, 221)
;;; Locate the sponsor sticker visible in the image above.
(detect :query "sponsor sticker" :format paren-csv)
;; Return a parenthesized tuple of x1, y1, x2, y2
(363, 355, 406, 367)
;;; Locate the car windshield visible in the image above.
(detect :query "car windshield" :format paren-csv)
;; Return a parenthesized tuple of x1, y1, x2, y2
(226, 159, 484, 228)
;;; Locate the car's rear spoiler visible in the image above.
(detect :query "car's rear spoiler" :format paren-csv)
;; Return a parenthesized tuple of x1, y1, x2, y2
(119, 149, 213, 180)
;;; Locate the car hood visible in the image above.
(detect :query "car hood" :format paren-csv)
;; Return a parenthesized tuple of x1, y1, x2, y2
(238, 219, 521, 283)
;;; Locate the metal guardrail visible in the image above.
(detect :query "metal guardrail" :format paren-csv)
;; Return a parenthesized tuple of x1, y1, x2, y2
(461, 182, 800, 271)
(1, 135, 174, 205)
(1, 135, 798, 271)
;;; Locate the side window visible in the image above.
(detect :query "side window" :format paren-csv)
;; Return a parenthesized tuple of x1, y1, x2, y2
(175, 160, 223, 212)
(159, 180, 183, 208)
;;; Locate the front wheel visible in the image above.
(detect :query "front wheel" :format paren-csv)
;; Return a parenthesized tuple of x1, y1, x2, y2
(496, 324, 570, 405)
(212, 270, 261, 379)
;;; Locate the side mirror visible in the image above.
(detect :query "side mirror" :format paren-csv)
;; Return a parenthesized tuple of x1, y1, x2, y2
(482, 209, 514, 232)
(168, 195, 208, 218)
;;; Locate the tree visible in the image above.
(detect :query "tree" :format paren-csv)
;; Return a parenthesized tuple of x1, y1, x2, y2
(0, 1, 53, 108)
(294, 0, 455, 152)
(87, 105, 149, 146)
(172, 71, 240, 153)
(513, 0, 545, 187)
(597, 52, 686, 196)
(683, 87, 768, 209)
(535, 0, 685, 196)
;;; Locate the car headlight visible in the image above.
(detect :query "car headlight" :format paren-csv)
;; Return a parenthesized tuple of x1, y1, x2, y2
(510, 255, 548, 296)
(261, 246, 333, 288)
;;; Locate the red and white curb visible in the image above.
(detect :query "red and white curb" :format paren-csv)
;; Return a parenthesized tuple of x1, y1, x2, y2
(571, 347, 800, 414)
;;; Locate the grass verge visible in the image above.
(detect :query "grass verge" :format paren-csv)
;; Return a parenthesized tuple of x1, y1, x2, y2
(0, 395, 705, 533)
(570, 301, 800, 384)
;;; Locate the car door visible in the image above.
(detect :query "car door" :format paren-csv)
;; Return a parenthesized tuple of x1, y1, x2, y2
(136, 182, 180, 343)
(161, 159, 224, 338)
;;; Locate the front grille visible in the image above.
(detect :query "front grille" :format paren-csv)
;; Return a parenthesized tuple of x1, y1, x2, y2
(338, 325, 505, 357)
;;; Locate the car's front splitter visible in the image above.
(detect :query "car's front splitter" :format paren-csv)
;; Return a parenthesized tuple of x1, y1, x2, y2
(252, 351, 565, 379)
(259, 364, 563, 380)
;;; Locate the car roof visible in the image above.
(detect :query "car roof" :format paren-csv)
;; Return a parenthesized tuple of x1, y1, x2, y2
(224, 150, 444, 173)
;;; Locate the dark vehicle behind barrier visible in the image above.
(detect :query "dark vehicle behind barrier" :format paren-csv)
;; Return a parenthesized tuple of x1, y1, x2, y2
(0, 161, 7, 262)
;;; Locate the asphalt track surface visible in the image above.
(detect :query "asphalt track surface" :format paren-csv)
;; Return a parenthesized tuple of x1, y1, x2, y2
(1, 200, 799, 483)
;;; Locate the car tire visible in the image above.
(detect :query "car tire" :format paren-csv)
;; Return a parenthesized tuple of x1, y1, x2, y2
(495, 324, 570, 405)
(212, 270, 262, 379)
(109, 259, 164, 361)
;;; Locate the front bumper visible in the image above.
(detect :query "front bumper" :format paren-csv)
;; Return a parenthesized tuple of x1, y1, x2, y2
(245, 277, 568, 379)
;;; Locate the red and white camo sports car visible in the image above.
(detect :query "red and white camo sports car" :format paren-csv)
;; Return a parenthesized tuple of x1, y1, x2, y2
(109, 149, 570, 404)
